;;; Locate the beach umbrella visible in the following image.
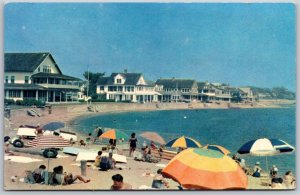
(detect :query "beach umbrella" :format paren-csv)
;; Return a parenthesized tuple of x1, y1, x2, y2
(27, 135, 70, 148)
(162, 148, 248, 189)
(165, 136, 201, 148)
(42, 122, 65, 131)
(238, 138, 295, 156)
(203, 144, 231, 155)
(139, 131, 166, 145)
(237, 137, 295, 170)
(99, 129, 129, 140)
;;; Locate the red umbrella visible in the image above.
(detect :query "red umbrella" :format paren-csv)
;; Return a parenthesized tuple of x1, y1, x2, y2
(27, 135, 70, 148)
(139, 131, 166, 145)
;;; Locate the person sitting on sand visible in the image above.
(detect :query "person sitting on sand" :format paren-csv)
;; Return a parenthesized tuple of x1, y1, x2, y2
(238, 159, 250, 175)
(4, 142, 16, 156)
(270, 165, 278, 178)
(94, 151, 103, 167)
(34, 124, 44, 137)
(252, 162, 263, 177)
(150, 141, 157, 149)
(79, 140, 86, 147)
(108, 152, 116, 169)
(85, 133, 93, 146)
(111, 174, 132, 190)
(158, 145, 164, 159)
(152, 169, 169, 189)
(25, 164, 47, 184)
(143, 145, 152, 162)
(271, 172, 284, 189)
(283, 171, 296, 189)
(232, 153, 241, 163)
(52, 165, 90, 185)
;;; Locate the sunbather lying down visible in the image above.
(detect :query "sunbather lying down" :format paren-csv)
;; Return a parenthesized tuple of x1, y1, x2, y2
(63, 173, 90, 185)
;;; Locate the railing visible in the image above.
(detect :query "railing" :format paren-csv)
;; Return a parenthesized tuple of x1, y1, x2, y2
(38, 84, 80, 89)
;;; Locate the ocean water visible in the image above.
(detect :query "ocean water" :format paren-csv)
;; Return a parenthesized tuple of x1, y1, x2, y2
(71, 107, 296, 176)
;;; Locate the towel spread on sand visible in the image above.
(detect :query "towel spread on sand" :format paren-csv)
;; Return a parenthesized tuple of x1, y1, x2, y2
(56, 154, 70, 158)
(4, 156, 43, 163)
(75, 151, 127, 163)
(155, 163, 167, 168)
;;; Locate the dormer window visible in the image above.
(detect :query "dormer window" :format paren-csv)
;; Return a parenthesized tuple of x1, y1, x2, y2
(117, 79, 122, 84)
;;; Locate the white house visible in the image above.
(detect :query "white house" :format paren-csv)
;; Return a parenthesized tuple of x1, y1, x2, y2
(96, 72, 161, 103)
(4, 52, 82, 103)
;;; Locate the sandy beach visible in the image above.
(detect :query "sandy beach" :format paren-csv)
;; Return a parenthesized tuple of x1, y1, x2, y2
(4, 100, 295, 190)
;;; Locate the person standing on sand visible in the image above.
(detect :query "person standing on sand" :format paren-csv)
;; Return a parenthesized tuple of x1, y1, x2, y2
(129, 133, 137, 157)
(94, 126, 103, 143)
(111, 174, 132, 190)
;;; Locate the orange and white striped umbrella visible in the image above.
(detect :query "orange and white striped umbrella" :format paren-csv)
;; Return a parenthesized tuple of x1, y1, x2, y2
(27, 135, 70, 148)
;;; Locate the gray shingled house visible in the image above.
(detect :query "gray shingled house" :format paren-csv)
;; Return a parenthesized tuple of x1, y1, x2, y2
(96, 72, 161, 103)
(4, 52, 82, 103)
(155, 78, 198, 102)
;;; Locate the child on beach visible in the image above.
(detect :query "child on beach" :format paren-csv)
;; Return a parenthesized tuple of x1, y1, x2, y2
(85, 133, 93, 147)
(94, 151, 102, 167)
(151, 169, 169, 189)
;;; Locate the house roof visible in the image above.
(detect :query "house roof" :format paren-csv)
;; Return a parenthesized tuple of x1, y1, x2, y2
(97, 73, 145, 85)
(4, 83, 46, 90)
(5, 52, 62, 74)
(197, 82, 206, 89)
(156, 79, 197, 89)
(31, 73, 81, 81)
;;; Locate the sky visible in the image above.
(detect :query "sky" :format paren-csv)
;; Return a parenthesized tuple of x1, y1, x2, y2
(4, 3, 296, 91)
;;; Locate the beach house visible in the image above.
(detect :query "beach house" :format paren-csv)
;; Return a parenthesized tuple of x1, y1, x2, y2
(96, 72, 161, 103)
(4, 52, 82, 103)
(155, 78, 198, 102)
(197, 82, 232, 102)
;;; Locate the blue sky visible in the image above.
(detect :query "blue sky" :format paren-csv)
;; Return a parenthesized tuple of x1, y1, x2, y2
(4, 3, 296, 91)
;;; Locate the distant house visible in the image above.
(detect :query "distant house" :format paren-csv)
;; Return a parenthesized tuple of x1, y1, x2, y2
(155, 78, 198, 102)
(4, 52, 82, 103)
(96, 72, 161, 103)
(197, 82, 217, 102)
(239, 87, 255, 102)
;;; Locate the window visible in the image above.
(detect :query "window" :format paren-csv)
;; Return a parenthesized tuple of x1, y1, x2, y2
(11, 76, 15, 84)
(9, 90, 21, 97)
(38, 67, 40, 72)
(5, 76, 8, 83)
(43, 65, 51, 73)
(25, 76, 29, 84)
(117, 79, 122, 84)
(100, 86, 104, 91)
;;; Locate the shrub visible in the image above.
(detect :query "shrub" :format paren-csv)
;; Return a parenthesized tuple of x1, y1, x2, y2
(4, 99, 15, 105)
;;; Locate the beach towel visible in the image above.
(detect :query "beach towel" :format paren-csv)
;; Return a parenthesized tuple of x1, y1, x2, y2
(155, 164, 167, 168)
(75, 151, 127, 163)
(4, 156, 43, 163)
(17, 127, 36, 137)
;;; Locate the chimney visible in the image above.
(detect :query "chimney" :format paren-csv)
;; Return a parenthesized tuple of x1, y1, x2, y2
(124, 69, 128, 73)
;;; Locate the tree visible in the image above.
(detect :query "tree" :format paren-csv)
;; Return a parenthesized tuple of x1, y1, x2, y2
(83, 71, 105, 99)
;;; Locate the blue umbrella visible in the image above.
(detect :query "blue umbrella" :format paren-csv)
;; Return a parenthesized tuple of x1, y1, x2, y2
(238, 138, 295, 156)
(237, 137, 295, 171)
(42, 122, 65, 131)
